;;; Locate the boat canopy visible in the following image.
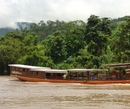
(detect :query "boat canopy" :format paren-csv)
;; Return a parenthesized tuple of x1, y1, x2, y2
(30, 68, 68, 74)
(30, 68, 50, 71)
(104, 63, 130, 68)
(8, 64, 51, 69)
(45, 69, 68, 74)
(67, 69, 108, 72)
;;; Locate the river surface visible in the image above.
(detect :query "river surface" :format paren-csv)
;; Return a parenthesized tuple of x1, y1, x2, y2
(0, 76, 130, 109)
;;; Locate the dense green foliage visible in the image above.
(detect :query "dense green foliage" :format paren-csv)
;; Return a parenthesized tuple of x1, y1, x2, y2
(0, 15, 130, 75)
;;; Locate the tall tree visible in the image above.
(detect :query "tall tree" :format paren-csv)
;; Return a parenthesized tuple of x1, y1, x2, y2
(84, 15, 111, 67)
(65, 20, 86, 57)
(111, 17, 130, 62)
(43, 31, 67, 63)
(0, 37, 22, 74)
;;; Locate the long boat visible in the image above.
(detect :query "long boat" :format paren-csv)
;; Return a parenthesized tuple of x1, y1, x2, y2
(9, 63, 130, 84)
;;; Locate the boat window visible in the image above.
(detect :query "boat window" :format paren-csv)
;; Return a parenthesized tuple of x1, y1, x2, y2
(11, 67, 15, 70)
(57, 73, 62, 77)
(51, 73, 54, 76)
(31, 72, 39, 75)
(71, 72, 77, 77)
(15, 68, 18, 71)
(19, 68, 23, 71)
(23, 69, 25, 72)
(25, 69, 28, 72)
(46, 73, 51, 76)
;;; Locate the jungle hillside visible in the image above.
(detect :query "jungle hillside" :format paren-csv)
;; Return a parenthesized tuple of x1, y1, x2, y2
(0, 15, 130, 75)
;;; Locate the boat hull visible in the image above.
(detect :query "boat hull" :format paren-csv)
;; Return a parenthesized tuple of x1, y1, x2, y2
(11, 74, 130, 84)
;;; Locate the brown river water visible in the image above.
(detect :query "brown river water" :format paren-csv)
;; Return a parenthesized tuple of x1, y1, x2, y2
(0, 76, 130, 109)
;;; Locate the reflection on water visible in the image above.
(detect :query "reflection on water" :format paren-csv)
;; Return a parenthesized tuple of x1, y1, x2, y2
(0, 76, 130, 109)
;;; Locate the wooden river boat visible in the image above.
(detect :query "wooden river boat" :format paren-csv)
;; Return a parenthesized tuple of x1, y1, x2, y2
(9, 63, 130, 84)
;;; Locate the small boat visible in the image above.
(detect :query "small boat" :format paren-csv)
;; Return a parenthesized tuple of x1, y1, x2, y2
(9, 63, 130, 84)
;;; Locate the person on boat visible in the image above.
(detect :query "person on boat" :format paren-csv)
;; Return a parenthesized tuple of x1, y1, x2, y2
(123, 70, 126, 79)
(111, 69, 116, 79)
(118, 72, 122, 79)
(63, 74, 67, 79)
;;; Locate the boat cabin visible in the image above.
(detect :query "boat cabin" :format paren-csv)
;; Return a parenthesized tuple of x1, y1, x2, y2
(9, 64, 50, 78)
(9, 64, 68, 80)
(30, 68, 68, 79)
(105, 63, 130, 80)
(67, 69, 108, 80)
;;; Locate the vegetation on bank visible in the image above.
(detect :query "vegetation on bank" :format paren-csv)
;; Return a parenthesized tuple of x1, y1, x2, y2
(0, 15, 130, 75)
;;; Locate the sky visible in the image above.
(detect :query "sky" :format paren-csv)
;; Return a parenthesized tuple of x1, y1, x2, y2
(0, 0, 130, 28)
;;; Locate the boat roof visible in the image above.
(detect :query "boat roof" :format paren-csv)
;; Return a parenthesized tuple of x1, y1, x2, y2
(30, 68, 107, 73)
(45, 69, 68, 73)
(30, 68, 67, 73)
(68, 69, 108, 72)
(104, 63, 130, 67)
(8, 64, 50, 69)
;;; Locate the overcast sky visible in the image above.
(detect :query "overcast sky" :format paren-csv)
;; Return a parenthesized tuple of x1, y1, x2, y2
(0, 0, 130, 28)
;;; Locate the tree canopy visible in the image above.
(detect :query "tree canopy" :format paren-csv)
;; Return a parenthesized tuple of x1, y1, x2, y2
(0, 15, 130, 75)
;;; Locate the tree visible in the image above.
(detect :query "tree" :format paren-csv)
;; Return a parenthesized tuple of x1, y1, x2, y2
(0, 30, 43, 74)
(84, 15, 111, 67)
(111, 17, 130, 62)
(20, 45, 55, 68)
(43, 31, 67, 63)
(43, 20, 86, 65)
(63, 20, 86, 57)
(0, 40, 22, 74)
